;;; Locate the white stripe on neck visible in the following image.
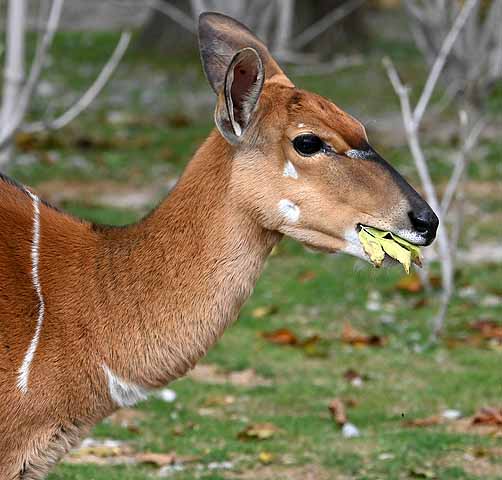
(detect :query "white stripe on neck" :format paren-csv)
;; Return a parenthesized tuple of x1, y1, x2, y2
(17, 191, 45, 394)
(102, 364, 149, 407)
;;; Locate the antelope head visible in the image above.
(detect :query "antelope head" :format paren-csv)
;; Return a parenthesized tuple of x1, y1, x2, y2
(199, 13, 438, 261)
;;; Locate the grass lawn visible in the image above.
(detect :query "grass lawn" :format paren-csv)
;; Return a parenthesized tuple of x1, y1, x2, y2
(2, 30, 502, 479)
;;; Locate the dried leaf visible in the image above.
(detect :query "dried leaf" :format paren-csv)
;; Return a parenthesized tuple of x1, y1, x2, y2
(262, 328, 298, 345)
(251, 305, 279, 319)
(238, 423, 280, 441)
(136, 452, 176, 467)
(297, 270, 317, 283)
(328, 398, 347, 426)
(395, 273, 423, 293)
(258, 451, 274, 464)
(472, 407, 502, 426)
(404, 415, 442, 427)
(470, 320, 502, 341)
(341, 322, 385, 347)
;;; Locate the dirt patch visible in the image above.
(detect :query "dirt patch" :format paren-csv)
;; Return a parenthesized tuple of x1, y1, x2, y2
(227, 464, 333, 480)
(439, 448, 502, 477)
(187, 364, 272, 387)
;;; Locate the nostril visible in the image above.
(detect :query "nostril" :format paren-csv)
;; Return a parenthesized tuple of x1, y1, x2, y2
(408, 210, 437, 235)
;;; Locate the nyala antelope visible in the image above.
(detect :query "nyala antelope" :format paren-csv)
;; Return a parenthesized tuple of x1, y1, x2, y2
(0, 13, 438, 479)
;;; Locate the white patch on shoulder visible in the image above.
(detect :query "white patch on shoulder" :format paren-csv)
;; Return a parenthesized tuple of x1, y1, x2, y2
(102, 364, 149, 407)
(283, 160, 298, 179)
(17, 191, 45, 394)
(278, 199, 300, 223)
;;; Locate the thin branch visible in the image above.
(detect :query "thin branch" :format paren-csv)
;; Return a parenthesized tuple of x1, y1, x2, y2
(0, 0, 64, 150)
(291, 0, 366, 50)
(24, 31, 131, 133)
(413, 0, 478, 125)
(440, 116, 485, 215)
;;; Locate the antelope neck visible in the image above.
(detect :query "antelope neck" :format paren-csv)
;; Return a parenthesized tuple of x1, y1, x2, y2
(93, 132, 280, 386)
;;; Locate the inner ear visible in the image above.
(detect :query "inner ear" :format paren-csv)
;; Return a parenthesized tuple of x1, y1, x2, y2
(224, 48, 264, 138)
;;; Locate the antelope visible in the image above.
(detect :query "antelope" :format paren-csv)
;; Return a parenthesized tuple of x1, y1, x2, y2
(0, 12, 438, 479)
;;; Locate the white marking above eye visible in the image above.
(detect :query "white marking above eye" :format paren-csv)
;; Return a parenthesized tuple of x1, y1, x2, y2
(283, 160, 298, 179)
(346, 149, 372, 159)
(278, 199, 300, 223)
(297, 123, 305, 128)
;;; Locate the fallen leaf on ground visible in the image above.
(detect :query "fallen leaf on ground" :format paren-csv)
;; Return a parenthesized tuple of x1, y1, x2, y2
(409, 466, 437, 478)
(328, 398, 347, 426)
(404, 415, 442, 427)
(297, 270, 317, 283)
(136, 452, 177, 467)
(470, 320, 502, 341)
(262, 328, 298, 345)
(259, 451, 275, 464)
(66, 438, 134, 465)
(395, 273, 423, 293)
(238, 423, 281, 441)
(341, 322, 385, 347)
(472, 407, 502, 426)
(251, 305, 279, 319)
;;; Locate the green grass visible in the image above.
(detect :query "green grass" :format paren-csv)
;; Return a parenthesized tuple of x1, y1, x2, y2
(4, 29, 502, 480)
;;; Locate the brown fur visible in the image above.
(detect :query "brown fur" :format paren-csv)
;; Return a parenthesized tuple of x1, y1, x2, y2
(0, 13, 436, 479)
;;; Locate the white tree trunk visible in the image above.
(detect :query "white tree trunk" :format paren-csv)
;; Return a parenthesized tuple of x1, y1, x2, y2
(0, 0, 26, 166)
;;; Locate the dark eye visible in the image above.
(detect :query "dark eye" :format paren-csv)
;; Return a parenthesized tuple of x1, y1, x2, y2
(293, 134, 323, 156)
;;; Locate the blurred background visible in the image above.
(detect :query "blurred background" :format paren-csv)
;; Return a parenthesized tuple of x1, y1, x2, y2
(1, 1, 502, 479)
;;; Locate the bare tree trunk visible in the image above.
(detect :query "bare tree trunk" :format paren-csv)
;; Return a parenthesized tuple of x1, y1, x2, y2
(0, 0, 26, 167)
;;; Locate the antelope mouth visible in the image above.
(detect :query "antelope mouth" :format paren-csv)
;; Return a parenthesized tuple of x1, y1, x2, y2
(354, 224, 423, 272)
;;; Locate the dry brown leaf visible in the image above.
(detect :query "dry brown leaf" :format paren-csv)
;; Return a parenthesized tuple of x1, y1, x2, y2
(328, 398, 347, 426)
(262, 328, 298, 345)
(470, 320, 502, 341)
(297, 270, 317, 283)
(472, 407, 502, 426)
(404, 415, 442, 427)
(395, 272, 423, 293)
(341, 322, 385, 347)
(135, 452, 177, 467)
(238, 423, 281, 441)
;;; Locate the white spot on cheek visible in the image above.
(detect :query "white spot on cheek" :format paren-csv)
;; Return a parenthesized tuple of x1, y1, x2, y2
(283, 160, 298, 179)
(278, 199, 300, 223)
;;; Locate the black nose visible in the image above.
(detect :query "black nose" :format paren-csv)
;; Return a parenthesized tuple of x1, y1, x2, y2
(408, 208, 439, 245)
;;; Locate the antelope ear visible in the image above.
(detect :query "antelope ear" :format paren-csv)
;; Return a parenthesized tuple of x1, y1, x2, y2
(198, 12, 292, 94)
(214, 48, 264, 144)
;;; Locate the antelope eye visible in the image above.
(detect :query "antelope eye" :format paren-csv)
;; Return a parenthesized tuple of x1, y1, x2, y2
(293, 134, 323, 156)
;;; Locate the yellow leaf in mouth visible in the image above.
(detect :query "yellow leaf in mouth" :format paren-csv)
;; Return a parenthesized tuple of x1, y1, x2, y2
(358, 228, 385, 268)
(358, 226, 422, 274)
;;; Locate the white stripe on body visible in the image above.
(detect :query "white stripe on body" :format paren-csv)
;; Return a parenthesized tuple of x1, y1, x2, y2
(17, 191, 45, 393)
